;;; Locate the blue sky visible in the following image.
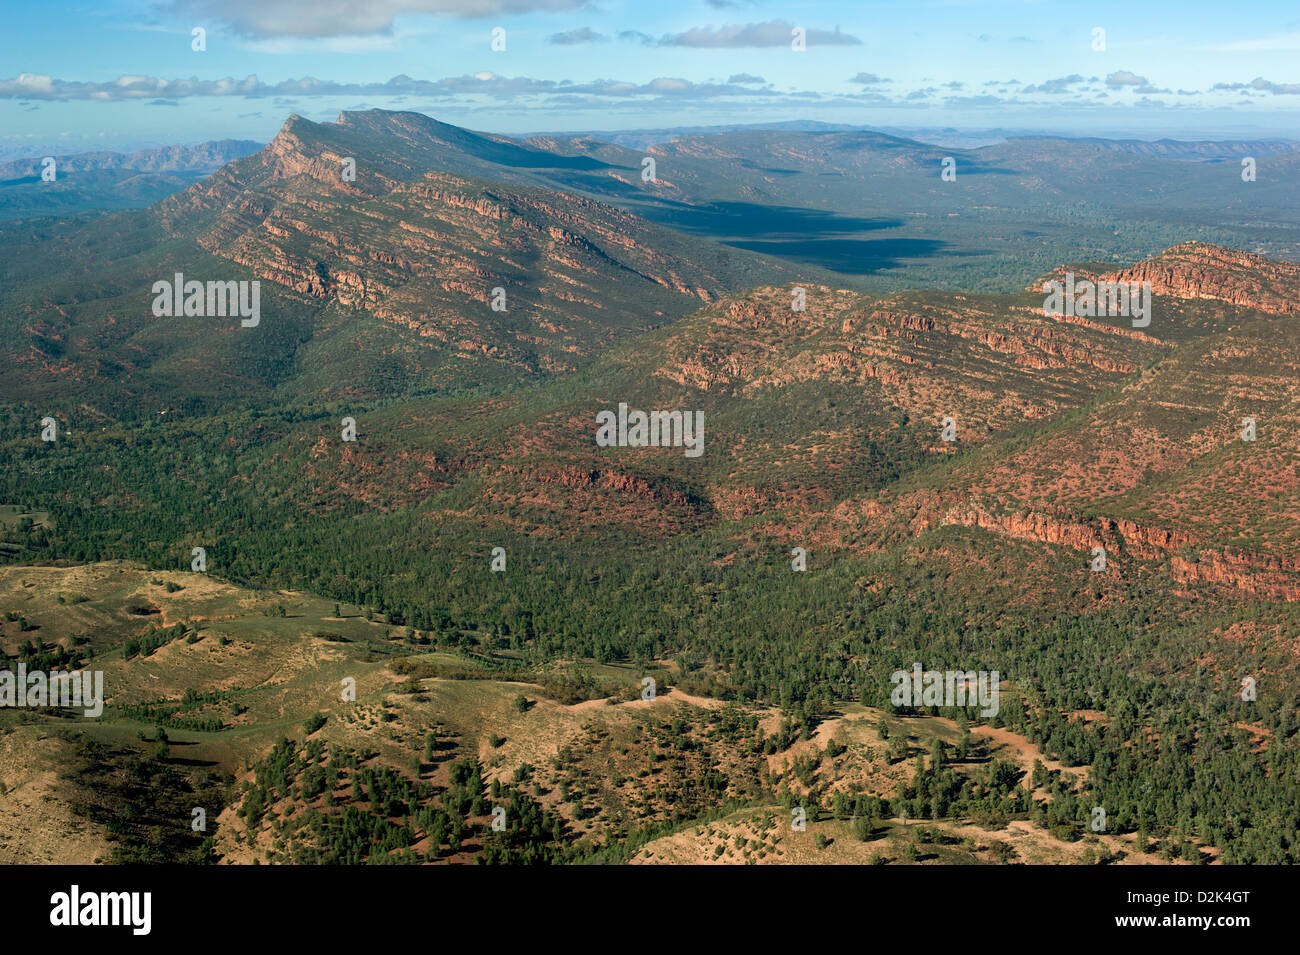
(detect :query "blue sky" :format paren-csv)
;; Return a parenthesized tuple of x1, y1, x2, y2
(2, 0, 1298, 155)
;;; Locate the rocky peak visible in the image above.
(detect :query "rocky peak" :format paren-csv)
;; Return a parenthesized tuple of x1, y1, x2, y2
(1104, 242, 1300, 314)
(1032, 243, 1300, 316)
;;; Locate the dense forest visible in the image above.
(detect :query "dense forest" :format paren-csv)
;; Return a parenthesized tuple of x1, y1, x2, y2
(4, 386, 1299, 864)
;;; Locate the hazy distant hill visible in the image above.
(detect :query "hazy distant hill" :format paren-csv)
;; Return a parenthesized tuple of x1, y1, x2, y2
(1008, 135, 1299, 161)
(0, 140, 263, 177)
(534, 119, 867, 150)
(0, 139, 261, 221)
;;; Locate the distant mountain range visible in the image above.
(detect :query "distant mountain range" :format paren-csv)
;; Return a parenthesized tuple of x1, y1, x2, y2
(0, 139, 261, 221)
(1007, 135, 1300, 160)
(531, 119, 871, 150)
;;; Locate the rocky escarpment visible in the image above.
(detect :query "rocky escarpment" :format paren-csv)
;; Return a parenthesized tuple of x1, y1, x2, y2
(942, 504, 1300, 600)
(1106, 243, 1300, 315)
(1034, 242, 1300, 317)
(647, 286, 1162, 440)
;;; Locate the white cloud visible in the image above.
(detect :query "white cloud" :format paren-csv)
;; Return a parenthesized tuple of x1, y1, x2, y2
(658, 20, 862, 47)
(167, 0, 587, 39)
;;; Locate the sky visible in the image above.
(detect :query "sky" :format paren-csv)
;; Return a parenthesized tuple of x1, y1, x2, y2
(1, 0, 1298, 156)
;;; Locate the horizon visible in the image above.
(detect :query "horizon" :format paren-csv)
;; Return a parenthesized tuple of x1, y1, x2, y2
(3, 0, 1299, 155)
(7, 108, 1299, 162)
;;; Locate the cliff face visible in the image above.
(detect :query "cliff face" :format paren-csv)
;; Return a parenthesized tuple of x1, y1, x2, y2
(939, 505, 1300, 599)
(1107, 243, 1300, 315)
(1033, 242, 1300, 317)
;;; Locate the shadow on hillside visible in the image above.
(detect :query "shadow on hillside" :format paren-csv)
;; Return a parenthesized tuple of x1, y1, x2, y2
(725, 234, 949, 273)
(627, 200, 954, 274)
